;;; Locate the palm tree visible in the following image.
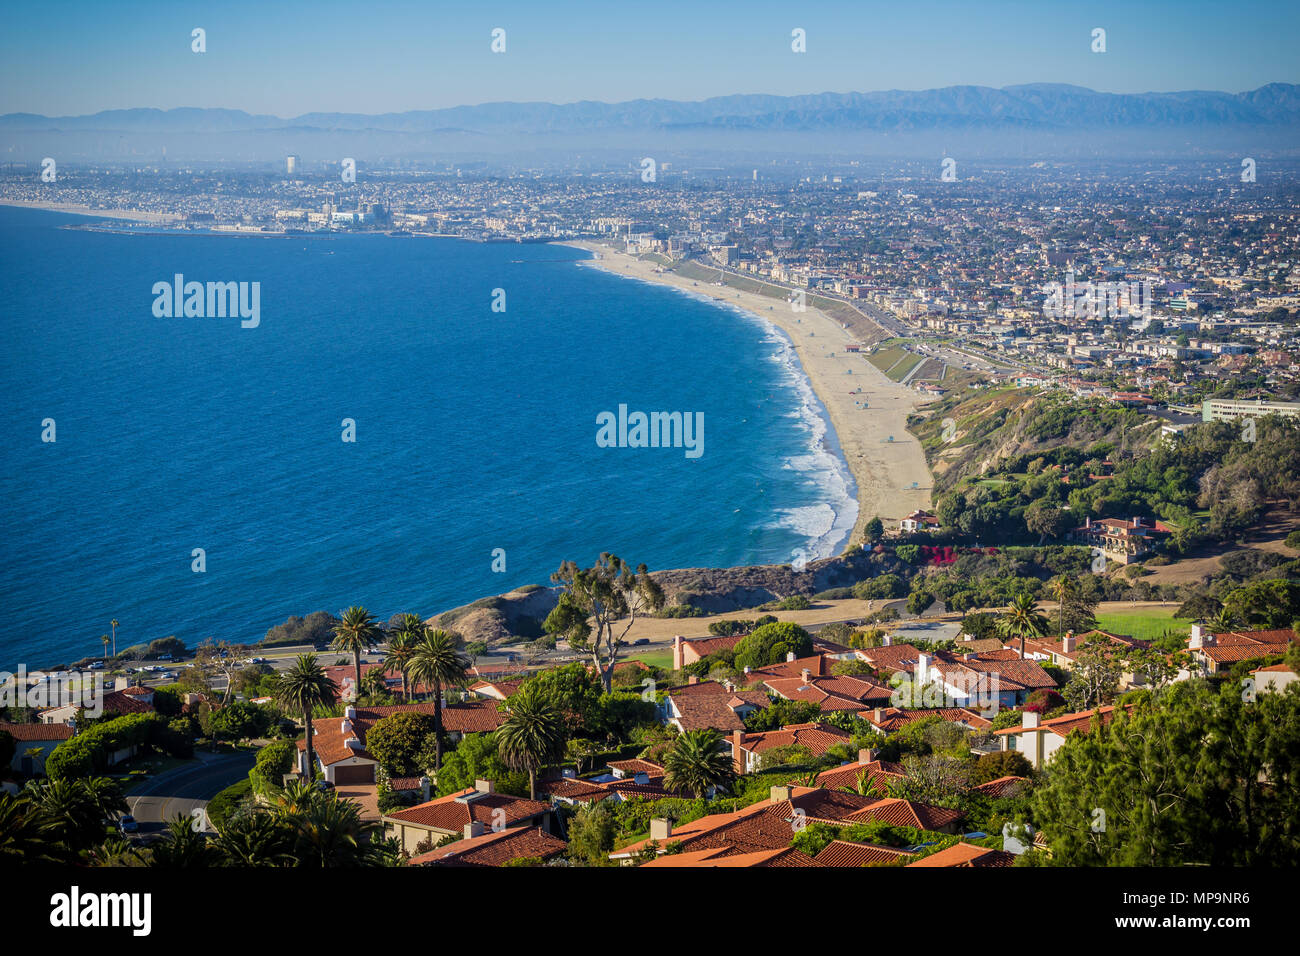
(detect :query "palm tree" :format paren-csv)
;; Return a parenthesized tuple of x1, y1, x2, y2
(997, 594, 1050, 659)
(497, 696, 566, 800)
(110, 619, 119, 659)
(385, 613, 423, 699)
(1208, 608, 1237, 633)
(662, 729, 736, 798)
(150, 814, 215, 867)
(1048, 574, 1078, 636)
(273, 654, 338, 784)
(210, 808, 290, 866)
(100, 634, 110, 662)
(407, 628, 470, 771)
(332, 606, 382, 699)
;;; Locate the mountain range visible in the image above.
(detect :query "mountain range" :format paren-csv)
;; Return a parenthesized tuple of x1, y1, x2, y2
(5, 83, 1300, 134)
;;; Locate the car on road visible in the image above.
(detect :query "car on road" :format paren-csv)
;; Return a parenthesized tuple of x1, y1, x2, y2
(631, 638, 650, 646)
(118, 814, 139, 834)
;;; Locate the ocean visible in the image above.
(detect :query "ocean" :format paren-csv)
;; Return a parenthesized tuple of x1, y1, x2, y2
(0, 206, 855, 668)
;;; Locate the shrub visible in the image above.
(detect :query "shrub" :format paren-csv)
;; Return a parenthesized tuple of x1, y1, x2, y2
(206, 778, 253, 831)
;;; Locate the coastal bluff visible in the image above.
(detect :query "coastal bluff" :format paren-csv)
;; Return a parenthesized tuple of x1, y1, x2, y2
(430, 548, 907, 647)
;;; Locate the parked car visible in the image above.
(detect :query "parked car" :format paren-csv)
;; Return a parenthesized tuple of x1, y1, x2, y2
(118, 815, 139, 834)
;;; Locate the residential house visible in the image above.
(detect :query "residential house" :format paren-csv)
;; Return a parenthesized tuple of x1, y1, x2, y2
(1187, 625, 1297, 674)
(407, 825, 566, 867)
(0, 721, 73, 774)
(994, 705, 1129, 769)
(382, 779, 553, 853)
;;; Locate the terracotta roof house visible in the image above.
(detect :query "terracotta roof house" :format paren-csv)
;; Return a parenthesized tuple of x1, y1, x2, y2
(907, 841, 1015, 867)
(38, 687, 155, 726)
(1069, 515, 1173, 565)
(1252, 662, 1298, 694)
(0, 721, 73, 774)
(672, 633, 748, 670)
(639, 845, 818, 868)
(467, 678, 525, 701)
(993, 705, 1130, 769)
(538, 760, 685, 806)
(1022, 629, 1147, 669)
(746, 654, 832, 682)
(664, 680, 770, 733)
(852, 642, 925, 675)
(382, 779, 553, 854)
(860, 706, 993, 735)
(811, 748, 908, 793)
(899, 510, 942, 533)
(726, 722, 852, 773)
(295, 699, 506, 785)
(1187, 625, 1297, 674)
(408, 825, 566, 867)
(762, 668, 894, 714)
(971, 775, 1030, 799)
(610, 784, 962, 864)
(815, 840, 914, 867)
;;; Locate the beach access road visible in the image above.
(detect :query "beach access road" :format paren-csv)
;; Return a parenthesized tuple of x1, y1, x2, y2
(127, 750, 255, 835)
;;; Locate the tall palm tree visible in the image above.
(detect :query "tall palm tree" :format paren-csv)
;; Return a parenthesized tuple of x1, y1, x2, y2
(110, 619, 119, 658)
(100, 634, 110, 662)
(1049, 574, 1078, 636)
(273, 654, 338, 784)
(496, 696, 566, 800)
(997, 594, 1050, 659)
(407, 628, 470, 771)
(332, 606, 383, 699)
(385, 613, 423, 699)
(662, 729, 736, 798)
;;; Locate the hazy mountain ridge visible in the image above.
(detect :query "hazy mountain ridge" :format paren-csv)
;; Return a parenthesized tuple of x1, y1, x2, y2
(6, 83, 1299, 134)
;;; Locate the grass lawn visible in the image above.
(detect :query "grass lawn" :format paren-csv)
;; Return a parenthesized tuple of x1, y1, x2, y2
(626, 647, 674, 670)
(1096, 607, 1191, 643)
(887, 353, 923, 382)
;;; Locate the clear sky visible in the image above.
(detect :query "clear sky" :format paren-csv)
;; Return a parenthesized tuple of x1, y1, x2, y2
(3, 0, 1298, 117)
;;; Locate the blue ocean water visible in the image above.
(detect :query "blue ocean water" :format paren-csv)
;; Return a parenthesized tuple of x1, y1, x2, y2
(0, 206, 855, 667)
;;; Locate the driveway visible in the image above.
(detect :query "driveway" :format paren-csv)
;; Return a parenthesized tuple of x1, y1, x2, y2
(126, 750, 256, 834)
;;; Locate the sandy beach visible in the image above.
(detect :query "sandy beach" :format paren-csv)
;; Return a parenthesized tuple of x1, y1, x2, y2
(0, 199, 182, 223)
(559, 240, 935, 550)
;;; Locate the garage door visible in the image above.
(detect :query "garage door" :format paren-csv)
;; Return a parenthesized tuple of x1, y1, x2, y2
(333, 764, 375, 785)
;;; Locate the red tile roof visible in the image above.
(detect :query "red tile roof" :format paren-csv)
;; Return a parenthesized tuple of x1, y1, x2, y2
(815, 840, 913, 867)
(906, 841, 1015, 867)
(408, 826, 566, 867)
(639, 845, 818, 867)
(0, 721, 73, 742)
(384, 788, 550, 834)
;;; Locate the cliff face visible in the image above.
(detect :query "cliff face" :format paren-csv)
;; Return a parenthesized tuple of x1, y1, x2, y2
(431, 548, 906, 646)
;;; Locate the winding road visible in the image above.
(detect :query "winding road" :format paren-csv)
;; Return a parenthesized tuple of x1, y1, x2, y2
(126, 751, 255, 834)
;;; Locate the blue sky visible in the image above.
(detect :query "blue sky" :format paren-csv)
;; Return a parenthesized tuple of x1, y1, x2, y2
(3, 0, 1298, 116)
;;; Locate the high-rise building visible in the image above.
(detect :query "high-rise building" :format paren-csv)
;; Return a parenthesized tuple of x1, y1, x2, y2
(286, 155, 297, 175)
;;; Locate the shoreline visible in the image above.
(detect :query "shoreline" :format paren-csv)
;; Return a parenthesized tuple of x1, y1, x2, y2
(556, 240, 935, 550)
(0, 199, 183, 223)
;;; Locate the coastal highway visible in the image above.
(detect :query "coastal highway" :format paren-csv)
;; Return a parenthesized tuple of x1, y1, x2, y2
(127, 750, 255, 835)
